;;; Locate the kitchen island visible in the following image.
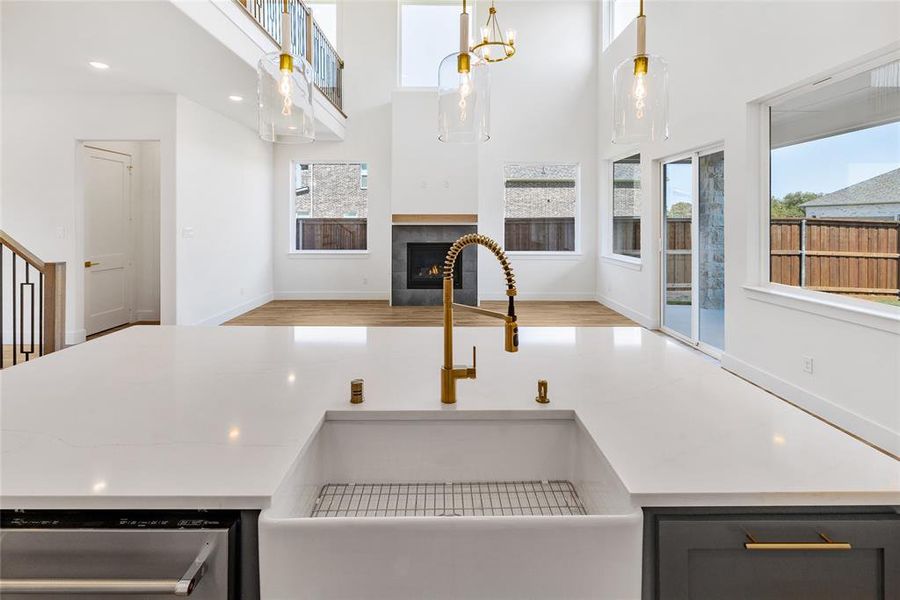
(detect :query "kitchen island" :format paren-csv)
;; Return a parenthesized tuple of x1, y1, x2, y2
(1, 325, 898, 598)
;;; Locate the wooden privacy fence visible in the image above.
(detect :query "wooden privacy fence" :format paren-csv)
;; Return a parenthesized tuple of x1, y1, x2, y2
(505, 217, 575, 252)
(612, 216, 641, 258)
(771, 218, 899, 298)
(666, 218, 691, 293)
(297, 218, 367, 250)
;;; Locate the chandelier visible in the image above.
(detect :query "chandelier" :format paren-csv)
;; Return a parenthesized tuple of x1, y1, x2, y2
(472, 1, 516, 63)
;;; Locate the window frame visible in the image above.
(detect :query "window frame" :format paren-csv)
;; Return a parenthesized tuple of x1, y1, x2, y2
(501, 161, 582, 256)
(603, 0, 639, 50)
(288, 160, 370, 255)
(603, 149, 643, 267)
(398, 0, 474, 89)
(752, 49, 900, 332)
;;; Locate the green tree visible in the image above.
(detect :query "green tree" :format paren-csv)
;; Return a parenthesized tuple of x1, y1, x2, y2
(771, 191, 821, 218)
(667, 202, 692, 218)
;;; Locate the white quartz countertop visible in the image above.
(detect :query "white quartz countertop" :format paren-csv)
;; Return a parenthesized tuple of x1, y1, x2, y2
(1, 325, 897, 509)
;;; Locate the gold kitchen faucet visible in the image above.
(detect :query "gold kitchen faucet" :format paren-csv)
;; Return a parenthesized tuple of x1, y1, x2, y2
(441, 234, 518, 404)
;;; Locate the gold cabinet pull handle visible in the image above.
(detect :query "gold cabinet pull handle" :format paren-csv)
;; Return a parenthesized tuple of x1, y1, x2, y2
(744, 532, 851, 551)
(84, 261, 100, 268)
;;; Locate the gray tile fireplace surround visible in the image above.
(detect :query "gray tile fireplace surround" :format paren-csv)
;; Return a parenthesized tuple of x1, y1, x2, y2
(392, 224, 477, 306)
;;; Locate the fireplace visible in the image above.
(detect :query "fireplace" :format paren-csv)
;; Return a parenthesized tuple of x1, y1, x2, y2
(391, 223, 477, 306)
(407, 243, 462, 290)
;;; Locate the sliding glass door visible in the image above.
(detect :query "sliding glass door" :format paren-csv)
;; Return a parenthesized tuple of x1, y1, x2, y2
(661, 149, 725, 353)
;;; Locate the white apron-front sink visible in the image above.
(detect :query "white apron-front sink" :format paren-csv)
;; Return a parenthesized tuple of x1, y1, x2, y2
(259, 410, 641, 599)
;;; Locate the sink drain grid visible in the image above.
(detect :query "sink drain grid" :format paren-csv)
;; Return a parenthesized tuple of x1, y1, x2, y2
(310, 480, 587, 518)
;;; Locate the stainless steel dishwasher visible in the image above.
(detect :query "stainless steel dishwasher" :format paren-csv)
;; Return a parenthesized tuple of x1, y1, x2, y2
(0, 511, 249, 599)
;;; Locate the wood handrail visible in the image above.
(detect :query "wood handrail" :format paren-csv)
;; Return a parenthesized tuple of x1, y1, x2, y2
(0, 230, 45, 270)
(1, 230, 67, 365)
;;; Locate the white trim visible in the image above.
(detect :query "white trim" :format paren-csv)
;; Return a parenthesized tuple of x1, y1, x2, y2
(502, 161, 582, 254)
(506, 251, 583, 260)
(744, 285, 900, 334)
(274, 291, 390, 300)
(603, 149, 643, 262)
(193, 291, 274, 326)
(133, 309, 160, 322)
(755, 47, 900, 317)
(479, 291, 598, 302)
(595, 294, 654, 328)
(600, 254, 642, 271)
(721, 352, 900, 457)
(66, 329, 87, 346)
(286, 250, 371, 258)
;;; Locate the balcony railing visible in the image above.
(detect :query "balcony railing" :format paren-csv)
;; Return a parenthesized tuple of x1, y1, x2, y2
(239, 0, 345, 113)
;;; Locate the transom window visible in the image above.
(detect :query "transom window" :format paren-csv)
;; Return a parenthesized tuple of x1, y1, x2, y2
(769, 59, 900, 308)
(504, 164, 578, 253)
(611, 154, 641, 258)
(400, 1, 466, 87)
(293, 162, 368, 251)
(604, 0, 640, 48)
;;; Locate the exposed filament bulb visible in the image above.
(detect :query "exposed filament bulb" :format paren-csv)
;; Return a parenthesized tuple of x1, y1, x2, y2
(279, 67, 293, 117)
(458, 72, 472, 122)
(632, 72, 647, 119)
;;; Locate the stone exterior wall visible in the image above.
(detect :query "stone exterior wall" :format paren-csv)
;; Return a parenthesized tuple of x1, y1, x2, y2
(295, 163, 368, 218)
(613, 161, 640, 218)
(503, 164, 577, 218)
(698, 151, 725, 310)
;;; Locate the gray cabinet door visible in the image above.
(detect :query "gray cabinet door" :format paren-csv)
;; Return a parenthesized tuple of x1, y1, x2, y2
(646, 509, 900, 600)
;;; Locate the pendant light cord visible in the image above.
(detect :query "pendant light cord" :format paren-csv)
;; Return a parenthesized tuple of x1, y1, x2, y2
(639, 0, 644, 17)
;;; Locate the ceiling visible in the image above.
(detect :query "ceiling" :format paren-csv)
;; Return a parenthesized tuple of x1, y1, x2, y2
(2, 0, 263, 130)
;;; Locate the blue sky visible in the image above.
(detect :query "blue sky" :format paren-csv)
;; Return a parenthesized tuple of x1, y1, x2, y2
(771, 121, 900, 199)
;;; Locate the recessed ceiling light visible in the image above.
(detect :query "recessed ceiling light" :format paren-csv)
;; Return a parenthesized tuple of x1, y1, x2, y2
(228, 95, 244, 102)
(89, 61, 110, 70)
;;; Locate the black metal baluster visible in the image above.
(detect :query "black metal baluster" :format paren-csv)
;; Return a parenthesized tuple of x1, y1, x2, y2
(21, 265, 34, 361)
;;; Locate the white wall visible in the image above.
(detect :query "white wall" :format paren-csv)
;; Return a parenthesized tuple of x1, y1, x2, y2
(274, 0, 599, 301)
(175, 96, 274, 325)
(273, 0, 395, 300)
(0, 93, 177, 343)
(596, 1, 900, 453)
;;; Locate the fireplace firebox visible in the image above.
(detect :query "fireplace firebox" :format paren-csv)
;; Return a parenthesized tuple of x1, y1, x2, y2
(407, 243, 462, 290)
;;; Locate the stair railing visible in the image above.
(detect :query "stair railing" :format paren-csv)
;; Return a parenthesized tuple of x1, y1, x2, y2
(0, 230, 66, 368)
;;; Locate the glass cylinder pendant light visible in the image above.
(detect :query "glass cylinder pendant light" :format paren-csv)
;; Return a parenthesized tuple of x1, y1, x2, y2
(612, 0, 668, 144)
(258, 0, 315, 143)
(438, 0, 490, 143)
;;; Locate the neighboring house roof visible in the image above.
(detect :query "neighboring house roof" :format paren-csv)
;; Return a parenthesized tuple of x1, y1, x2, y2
(801, 167, 900, 207)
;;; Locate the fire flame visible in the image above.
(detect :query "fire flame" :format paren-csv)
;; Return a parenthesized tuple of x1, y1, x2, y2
(427, 264, 440, 276)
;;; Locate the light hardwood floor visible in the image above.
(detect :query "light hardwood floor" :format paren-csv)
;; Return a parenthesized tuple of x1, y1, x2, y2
(226, 300, 635, 327)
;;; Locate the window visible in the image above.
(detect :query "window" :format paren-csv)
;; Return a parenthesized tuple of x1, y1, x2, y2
(605, 0, 640, 48)
(308, 3, 337, 48)
(293, 162, 368, 251)
(769, 59, 900, 309)
(611, 154, 641, 258)
(400, 1, 464, 87)
(504, 164, 578, 252)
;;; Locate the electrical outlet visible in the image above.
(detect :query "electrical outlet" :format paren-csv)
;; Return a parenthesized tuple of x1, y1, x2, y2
(802, 356, 814, 374)
(240, 287, 245, 297)
(362, 277, 368, 285)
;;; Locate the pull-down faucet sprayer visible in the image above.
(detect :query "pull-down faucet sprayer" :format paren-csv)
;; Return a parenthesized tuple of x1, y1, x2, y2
(440, 234, 518, 404)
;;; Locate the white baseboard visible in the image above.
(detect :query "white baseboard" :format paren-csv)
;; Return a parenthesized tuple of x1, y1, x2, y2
(721, 352, 900, 457)
(479, 292, 599, 302)
(194, 292, 275, 326)
(134, 309, 160, 322)
(66, 329, 87, 345)
(273, 291, 390, 300)
(595, 294, 655, 328)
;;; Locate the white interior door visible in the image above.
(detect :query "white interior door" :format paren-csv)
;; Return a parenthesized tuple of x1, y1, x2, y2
(84, 146, 132, 336)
